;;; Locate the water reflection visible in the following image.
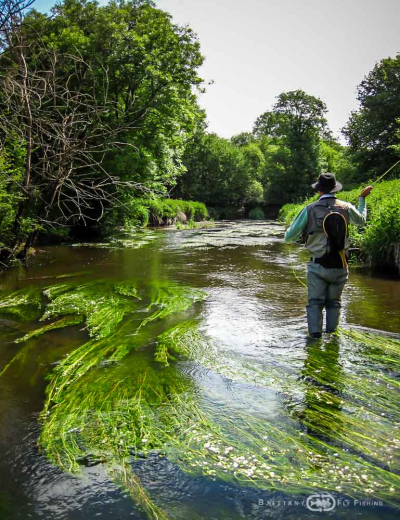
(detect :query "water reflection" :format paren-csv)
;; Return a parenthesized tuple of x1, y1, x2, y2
(298, 338, 345, 441)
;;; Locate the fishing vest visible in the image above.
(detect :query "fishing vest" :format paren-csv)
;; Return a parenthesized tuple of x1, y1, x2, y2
(304, 197, 351, 261)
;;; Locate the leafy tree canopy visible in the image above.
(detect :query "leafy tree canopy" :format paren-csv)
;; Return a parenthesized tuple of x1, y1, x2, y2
(343, 54, 400, 179)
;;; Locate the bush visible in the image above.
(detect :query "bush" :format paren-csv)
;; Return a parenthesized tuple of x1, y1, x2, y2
(103, 195, 208, 229)
(363, 194, 400, 263)
(191, 201, 208, 221)
(124, 198, 149, 228)
(249, 207, 265, 220)
(278, 202, 310, 225)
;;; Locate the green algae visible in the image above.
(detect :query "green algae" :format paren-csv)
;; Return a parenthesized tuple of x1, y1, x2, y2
(15, 315, 84, 344)
(0, 286, 43, 321)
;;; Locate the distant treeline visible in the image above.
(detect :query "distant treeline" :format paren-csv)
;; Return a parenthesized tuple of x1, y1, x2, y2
(0, 0, 399, 262)
(174, 56, 400, 218)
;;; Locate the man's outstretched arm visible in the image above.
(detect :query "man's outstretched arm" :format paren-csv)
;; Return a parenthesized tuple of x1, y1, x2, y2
(348, 185, 373, 227)
(284, 207, 308, 243)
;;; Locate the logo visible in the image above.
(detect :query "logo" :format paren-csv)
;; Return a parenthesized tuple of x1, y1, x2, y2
(306, 492, 337, 512)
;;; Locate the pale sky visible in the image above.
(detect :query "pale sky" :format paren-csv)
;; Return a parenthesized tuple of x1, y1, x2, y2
(156, 0, 400, 141)
(32, 0, 400, 141)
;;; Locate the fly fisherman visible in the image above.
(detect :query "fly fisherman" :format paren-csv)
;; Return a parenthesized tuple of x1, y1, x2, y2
(284, 173, 373, 339)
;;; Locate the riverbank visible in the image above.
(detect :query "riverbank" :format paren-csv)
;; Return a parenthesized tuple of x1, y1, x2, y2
(278, 179, 400, 275)
(0, 197, 210, 266)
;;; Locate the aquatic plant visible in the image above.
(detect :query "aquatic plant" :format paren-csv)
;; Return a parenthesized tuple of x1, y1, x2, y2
(55, 271, 93, 279)
(42, 281, 139, 339)
(0, 286, 43, 321)
(138, 281, 206, 330)
(15, 315, 84, 344)
(0, 315, 85, 378)
(38, 314, 400, 515)
(3, 278, 400, 517)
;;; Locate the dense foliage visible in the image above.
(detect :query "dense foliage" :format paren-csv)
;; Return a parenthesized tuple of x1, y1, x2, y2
(0, 0, 205, 257)
(106, 196, 208, 228)
(175, 90, 369, 214)
(343, 54, 400, 181)
(0, 0, 399, 269)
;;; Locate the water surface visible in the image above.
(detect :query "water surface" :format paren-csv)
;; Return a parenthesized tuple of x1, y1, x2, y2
(0, 221, 399, 520)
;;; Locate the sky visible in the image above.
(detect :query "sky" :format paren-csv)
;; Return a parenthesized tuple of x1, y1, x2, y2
(31, 0, 400, 141)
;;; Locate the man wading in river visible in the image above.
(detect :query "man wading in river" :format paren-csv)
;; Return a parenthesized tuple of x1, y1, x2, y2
(284, 173, 373, 339)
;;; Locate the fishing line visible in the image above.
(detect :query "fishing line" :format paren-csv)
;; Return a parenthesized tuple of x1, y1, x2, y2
(289, 253, 307, 289)
(372, 159, 400, 185)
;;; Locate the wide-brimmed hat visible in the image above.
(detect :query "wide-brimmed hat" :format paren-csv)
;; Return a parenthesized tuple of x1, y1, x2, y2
(311, 172, 342, 193)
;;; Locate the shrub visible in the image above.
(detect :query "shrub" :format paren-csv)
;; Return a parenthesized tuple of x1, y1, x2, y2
(363, 194, 400, 263)
(191, 201, 208, 221)
(147, 199, 163, 219)
(103, 195, 208, 229)
(124, 198, 149, 228)
(249, 207, 265, 220)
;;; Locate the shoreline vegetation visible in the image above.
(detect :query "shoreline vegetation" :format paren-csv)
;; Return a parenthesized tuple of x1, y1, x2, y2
(1, 0, 399, 272)
(278, 179, 400, 275)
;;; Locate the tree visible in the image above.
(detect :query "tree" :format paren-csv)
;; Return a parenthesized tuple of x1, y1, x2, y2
(253, 111, 286, 140)
(255, 90, 328, 204)
(242, 142, 265, 180)
(0, 0, 205, 255)
(343, 54, 400, 180)
(176, 132, 249, 208)
(230, 132, 256, 147)
(319, 140, 357, 187)
(0, 0, 34, 33)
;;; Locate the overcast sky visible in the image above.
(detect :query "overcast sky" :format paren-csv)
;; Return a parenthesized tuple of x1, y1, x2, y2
(33, 0, 400, 141)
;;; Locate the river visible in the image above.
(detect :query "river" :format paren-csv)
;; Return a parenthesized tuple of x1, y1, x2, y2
(0, 221, 399, 520)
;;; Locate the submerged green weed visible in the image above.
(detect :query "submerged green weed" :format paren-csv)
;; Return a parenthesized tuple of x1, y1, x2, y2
(42, 281, 139, 339)
(3, 279, 400, 516)
(154, 320, 214, 365)
(138, 282, 206, 331)
(38, 315, 400, 512)
(15, 315, 84, 344)
(0, 286, 43, 321)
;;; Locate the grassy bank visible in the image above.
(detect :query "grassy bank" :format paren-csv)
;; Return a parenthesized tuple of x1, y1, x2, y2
(278, 179, 400, 272)
(106, 197, 209, 229)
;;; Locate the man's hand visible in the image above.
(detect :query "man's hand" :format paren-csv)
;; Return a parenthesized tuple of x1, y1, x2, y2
(359, 185, 373, 198)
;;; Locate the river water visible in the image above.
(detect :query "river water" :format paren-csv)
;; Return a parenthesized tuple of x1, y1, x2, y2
(0, 221, 399, 520)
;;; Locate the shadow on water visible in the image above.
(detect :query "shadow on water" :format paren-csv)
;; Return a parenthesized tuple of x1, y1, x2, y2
(0, 221, 400, 519)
